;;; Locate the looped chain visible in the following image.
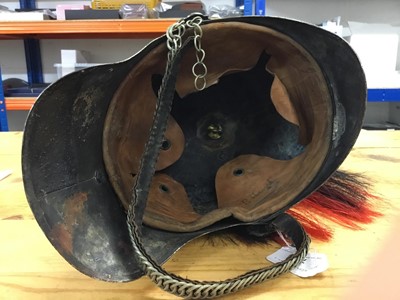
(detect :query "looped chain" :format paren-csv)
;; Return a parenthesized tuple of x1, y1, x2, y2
(167, 19, 186, 61)
(128, 207, 310, 299)
(166, 15, 207, 91)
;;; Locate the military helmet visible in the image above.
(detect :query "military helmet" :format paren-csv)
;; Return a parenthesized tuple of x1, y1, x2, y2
(22, 15, 365, 298)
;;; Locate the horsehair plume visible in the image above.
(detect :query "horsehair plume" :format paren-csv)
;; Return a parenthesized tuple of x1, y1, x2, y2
(288, 170, 382, 241)
(286, 210, 333, 242)
(207, 170, 382, 246)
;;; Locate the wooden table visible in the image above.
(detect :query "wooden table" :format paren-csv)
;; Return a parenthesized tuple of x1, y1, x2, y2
(1, 130, 399, 299)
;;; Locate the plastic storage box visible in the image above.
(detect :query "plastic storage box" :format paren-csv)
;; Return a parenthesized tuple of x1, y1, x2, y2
(91, 0, 157, 9)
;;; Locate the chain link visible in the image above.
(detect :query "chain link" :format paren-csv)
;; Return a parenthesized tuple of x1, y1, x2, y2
(166, 15, 207, 91)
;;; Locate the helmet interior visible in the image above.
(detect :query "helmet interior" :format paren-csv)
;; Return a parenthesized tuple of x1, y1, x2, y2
(103, 22, 332, 232)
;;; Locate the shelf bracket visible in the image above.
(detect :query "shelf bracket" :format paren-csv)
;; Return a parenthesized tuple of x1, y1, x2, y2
(23, 39, 44, 85)
(19, 0, 44, 86)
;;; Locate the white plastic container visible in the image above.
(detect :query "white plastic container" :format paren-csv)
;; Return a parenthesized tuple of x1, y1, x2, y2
(54, 63, 101, 79)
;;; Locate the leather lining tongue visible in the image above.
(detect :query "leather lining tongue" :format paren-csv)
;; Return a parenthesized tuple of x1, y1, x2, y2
(144, 173, 201, 224)
(142, 173, 233, 232)
(216, 154, 286, 210)
(142, 154, 299, 233)
(271, 76, 299, 126)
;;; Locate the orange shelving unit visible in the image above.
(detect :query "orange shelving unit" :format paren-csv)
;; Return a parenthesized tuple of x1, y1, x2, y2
(0, 19, 176, 39)
(4, 97, 36, 111)
(0, 19, 176, 119)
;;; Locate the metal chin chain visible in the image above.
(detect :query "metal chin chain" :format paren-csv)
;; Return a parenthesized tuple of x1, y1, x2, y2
(166, 14, 208, 91)
(127, 15, 310, 299)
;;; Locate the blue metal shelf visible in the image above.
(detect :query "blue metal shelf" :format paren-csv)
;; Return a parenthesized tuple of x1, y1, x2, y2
(0, 67, 9, 131)
(367, 88, 400, 102)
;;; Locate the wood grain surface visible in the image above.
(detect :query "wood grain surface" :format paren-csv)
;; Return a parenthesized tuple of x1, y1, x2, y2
(1, 130, 399, 300)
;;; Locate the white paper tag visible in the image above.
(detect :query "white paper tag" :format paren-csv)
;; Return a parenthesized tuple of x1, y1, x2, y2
(0, 169, 12, 181)
(291, 251, 329, 277)
(267, 246, 329, 278)
(267, 246, 297, 263)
